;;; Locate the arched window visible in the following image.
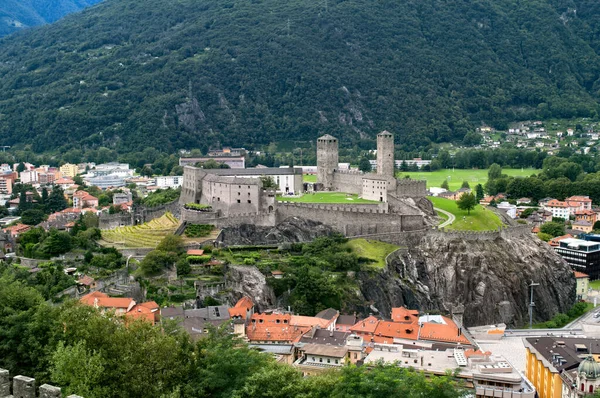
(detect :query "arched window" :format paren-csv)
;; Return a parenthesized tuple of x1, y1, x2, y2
(590, 385, 594, 393)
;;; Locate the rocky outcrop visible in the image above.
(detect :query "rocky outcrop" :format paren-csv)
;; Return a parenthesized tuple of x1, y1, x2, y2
(226, 265, 276, 311)
(218, 217, 335, 245)
(357, 232, 575, 327)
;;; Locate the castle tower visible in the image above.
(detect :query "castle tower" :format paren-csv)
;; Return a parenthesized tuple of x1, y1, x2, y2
(317, 134, 338, 189)
(377, 130, 395, 177)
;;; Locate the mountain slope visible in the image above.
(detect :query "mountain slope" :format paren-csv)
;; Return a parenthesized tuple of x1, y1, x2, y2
(0, 0, 103, 37)
(0, 0, 600, 154)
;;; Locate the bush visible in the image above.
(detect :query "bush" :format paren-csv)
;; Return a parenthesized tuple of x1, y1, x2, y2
(184, 203, 213, 211)
(188, 255, 211, 264)
(185, 224, 214, 237)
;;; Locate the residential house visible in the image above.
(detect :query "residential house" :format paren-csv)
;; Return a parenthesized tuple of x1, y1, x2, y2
(19, 170, 38, 184)
(3, 223, 31, 238)
(574, 271, 589, 300)
(517, 198, 532, 205)
(55, 177, 75, 189)
(497, 201, 517, 219)
(59, 163, 79, 178)
(80, 291, 159, 324)
(543, 199, 570, 219)
(572, 220, 594, 234)
(229, 296, 254, 323)
(113, 192, 132, 205)
(576, 210, 597, 225)
(72, 190, 99, 209)
(566, 196, 593, 211)
(548, 234, 573, 247)
(335, 314, 357, 332)
(245, 313, 311, 344)
(315, 308, 339, 329)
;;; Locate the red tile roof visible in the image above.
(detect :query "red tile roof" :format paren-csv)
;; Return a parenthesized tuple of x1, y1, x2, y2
(187, 249, 205, 256)
(246, 313, 309, 343)
(80, 291, 135, 310)
(228, 296, 254, 318)
(391, 307, 419, 323)
(574, 271, 589, 279)
(350, 315, 380, 334)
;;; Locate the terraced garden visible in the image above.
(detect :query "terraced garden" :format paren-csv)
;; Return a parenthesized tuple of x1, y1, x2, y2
(100, 213, 180, 248)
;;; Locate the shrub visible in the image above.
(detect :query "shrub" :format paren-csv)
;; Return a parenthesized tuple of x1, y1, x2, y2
(184, 203, 213, 211)
(185, 224, 214, 237)
(188, 255, 211, 264)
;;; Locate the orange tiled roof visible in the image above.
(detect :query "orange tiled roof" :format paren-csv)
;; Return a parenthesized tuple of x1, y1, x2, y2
(576, 210, 596, 216)
(246, 313, 309, 343)
(3, 223, 31, 234)
(126, 304, 157, 324)
(290, 315, 332, 329)
(350, 315, 380, 334)
(574, 271, 589, 279)
(419, 317, 470, 344)
(77, 275, 95, 286)
(139, 301, 159, 311)
(55, 177, 75, 184)
(80, 291, 135, 310)
(549, 234, 573, 247)
(228, 296, 254, 318)
(73, 190, 98, 201)
(391, 307, 419, 323)
(187, 249, 205, 256)
(373, 320, 418, 342)
(567, 196, 592, 202)
(546, 199, 568, 208)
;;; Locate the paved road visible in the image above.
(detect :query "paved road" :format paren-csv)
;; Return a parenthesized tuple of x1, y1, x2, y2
(435, 207, 455, 228)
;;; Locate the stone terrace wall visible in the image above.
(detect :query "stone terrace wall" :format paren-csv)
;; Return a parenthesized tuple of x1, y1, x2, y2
(0, 368, 82, 398)
(99, 213, 132, 230)
(276, 202, 425, 235)
(99, 200, 180, 230)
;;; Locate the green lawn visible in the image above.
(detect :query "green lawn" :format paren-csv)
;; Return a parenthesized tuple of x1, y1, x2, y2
(348, 239, 400, 269)
(590, 280, 600, 290)
(397, 168, 539, 190)
(428, 196, 504, 231)
(277, 192, 377, 204)
(303, 174, 317, 183)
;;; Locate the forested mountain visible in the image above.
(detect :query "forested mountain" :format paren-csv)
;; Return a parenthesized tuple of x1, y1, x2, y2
(0, 0, 103, 37)
(1, 0, 600, 154)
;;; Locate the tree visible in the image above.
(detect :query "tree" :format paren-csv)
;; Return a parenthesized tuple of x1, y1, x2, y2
(140, 250, 175, 275)
(540, 222, 566, 238)
(456, 192, 477, 215)
(461, 181, 470, 189)
(38, 230, 72, 256)
(41, 188, 48, 205)
(358, 157, 372, 173)
(488, 163, 502, 180)
(462, 131, 483, 146)
(259, 176, 278, 189)
(156, 235, 185, 255)
(51, 341, 109, 398)
(537, 232, 553, 242)
(46, 186, 68, 214)
(16, 162, 25, 173)
(21, 209, 46, 225)
(475, 184, 484, 201)
(594, 220, 600, 231)
(441, 179, 449, 190)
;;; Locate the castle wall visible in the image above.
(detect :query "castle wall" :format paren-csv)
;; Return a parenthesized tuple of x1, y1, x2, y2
(200, 177, 262, 216)
(395, 179, 427, 197)
(276, 202, 424, 235)
(362, 176, 395, 202)
(180, 208, 275, 228)
(331, 171, 363, 194)
(180, 166, 205, 205)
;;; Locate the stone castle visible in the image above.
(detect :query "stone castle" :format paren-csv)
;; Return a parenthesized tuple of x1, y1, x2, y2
(175, 131, 432, 236)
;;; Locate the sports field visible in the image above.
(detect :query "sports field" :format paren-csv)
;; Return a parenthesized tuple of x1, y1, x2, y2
(277, 192, 377, 204)
(397, 168, 538, 190)
(428, 196, 504, 231)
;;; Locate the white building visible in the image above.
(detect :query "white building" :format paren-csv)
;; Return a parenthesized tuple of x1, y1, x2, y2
(497, 201, 517, 219)
(19, 170, 38, 184)
(155, 176, 183, 188)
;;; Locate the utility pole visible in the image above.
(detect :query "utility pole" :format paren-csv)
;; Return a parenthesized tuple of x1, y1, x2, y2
(529, 280, 540, 329)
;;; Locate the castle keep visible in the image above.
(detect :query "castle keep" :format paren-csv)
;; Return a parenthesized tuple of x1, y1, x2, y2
(178, 131, 431, 235)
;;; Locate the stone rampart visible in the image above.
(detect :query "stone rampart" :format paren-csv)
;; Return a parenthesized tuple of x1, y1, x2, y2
(331, 172, 363, 194)
(276, 202, 425, 235)
(0, 368, 81, 398)
(395, 179, 427, 197)
(350, 224, 531, 245)
(99, 213, 131, 230)
(181, 208, 275, 228)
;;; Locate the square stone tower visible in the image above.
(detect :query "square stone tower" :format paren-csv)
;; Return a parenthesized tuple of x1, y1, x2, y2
(377, 130, 395, 177)
(317, 134, 338, 189)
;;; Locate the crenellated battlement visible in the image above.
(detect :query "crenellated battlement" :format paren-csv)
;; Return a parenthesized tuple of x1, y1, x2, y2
(277, 201, 388, 213)
(0, 368, 82, 398)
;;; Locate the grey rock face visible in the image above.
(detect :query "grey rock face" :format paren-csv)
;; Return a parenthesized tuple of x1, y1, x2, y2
(219, 217, 335, 245)
(227, 265, 276, 311)
(358, 233, 575, 327)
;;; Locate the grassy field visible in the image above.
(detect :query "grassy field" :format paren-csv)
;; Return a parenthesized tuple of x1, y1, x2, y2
(100, 213, 180, 248)
(303, 174, 317, 183)
(397, 168, 539, 190)
(428, 196, 504, 231)
(277, 192, 377, 204)
(348, 239, 400, 269)
(590, 280, 600, 290)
